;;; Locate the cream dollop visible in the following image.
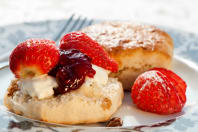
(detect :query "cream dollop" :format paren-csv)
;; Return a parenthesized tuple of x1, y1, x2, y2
(18, 65, 109, 100)
(77, 65, 110, 98)
(91, 65, 110, 85)
(18, 75, 58, 99)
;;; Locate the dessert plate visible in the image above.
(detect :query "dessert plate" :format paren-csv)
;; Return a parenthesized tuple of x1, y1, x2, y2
(0, 18, 198, 131)
(0, 56, 198, 131)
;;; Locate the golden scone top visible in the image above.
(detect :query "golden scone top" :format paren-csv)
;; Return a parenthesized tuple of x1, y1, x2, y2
(81, 22, 173, 57)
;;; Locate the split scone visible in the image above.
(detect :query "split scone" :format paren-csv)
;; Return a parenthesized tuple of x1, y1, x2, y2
(4, 35, 123, 124)
(81, 22, 174, 90)
(4, 74, 123, 124)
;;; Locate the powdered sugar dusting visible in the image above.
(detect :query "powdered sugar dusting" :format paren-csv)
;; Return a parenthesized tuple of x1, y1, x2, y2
(26, 41, 31, 47)
(81, 22, 165, 51)
(139, 79, 150, 92)
(139, 71, 169, 92)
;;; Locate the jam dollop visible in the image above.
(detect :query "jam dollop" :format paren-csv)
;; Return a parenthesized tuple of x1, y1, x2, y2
(49, 49, 96, 95)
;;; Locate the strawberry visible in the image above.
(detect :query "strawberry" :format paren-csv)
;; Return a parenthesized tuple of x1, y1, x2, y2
(59, 32, 118, 72)
(152, 68, 186, 104)
(9, 39, 60, 78)
(131, 68, 187, 114)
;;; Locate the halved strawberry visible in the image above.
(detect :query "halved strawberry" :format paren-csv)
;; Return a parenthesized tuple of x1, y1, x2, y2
(59, 32, 118, 72)
(131, 68, 187, 114)
(9, 39, 60, 78)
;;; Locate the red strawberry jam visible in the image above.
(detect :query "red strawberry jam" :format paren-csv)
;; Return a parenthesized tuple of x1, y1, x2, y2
(49, 49, 96, 95)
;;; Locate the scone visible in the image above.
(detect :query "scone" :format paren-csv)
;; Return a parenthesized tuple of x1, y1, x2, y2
(4, 75, 123, 124)
(81, 22, 174, 90)
(4, 35, 123, 124)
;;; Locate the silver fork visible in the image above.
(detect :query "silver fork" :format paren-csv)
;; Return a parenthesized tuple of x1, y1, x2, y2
(0, 15, 94, 65)
(54, 14, 93, 44)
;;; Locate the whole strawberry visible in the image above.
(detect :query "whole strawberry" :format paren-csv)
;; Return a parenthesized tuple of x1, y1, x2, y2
(9, 39, 60, 78)
(59, 32, 118, 72)
(131, 68, 187, 114)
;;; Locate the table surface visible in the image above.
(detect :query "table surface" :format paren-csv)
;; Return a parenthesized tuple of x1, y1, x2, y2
(0, 0, 198, 34)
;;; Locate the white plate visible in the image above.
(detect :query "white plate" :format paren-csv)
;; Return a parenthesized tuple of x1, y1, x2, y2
(0, 56, 198, 129)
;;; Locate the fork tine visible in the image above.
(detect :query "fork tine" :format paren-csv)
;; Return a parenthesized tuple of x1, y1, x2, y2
(70, 18, 94, 32)
(62, 14, 75, 32)
(54, 14, 75, 42)
(55, 15, 94, 44)
(81, 19, 94, 28)
(67, 16, 81, 32)
(87, 19, 94, 26)
(75, 17, 87, 30)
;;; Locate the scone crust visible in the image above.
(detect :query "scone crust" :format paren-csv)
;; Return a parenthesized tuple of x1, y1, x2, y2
(81, 21, 173, 60)
(81, 22, 174, 90)
(4, 78, 123, 125)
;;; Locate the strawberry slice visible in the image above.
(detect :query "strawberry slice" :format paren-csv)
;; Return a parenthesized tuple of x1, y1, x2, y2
(9, 39, 60, 78)
(131, 68, 187, 114)
(59, 32, 118, 72)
